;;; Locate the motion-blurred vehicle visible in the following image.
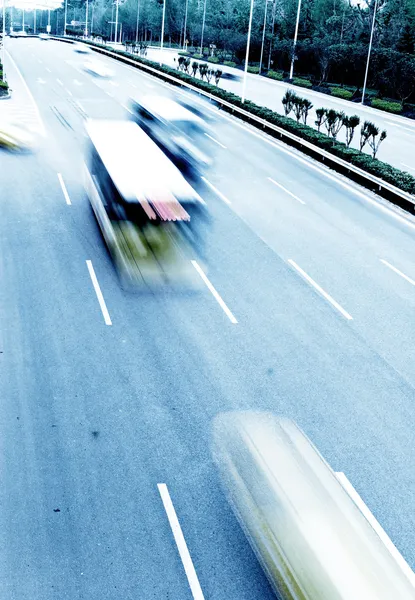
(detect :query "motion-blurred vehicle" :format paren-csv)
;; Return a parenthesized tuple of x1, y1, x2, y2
(221, 72, 241, 81)
(38, 33, 49, 40)
(73, 41, 90, 54)
(83, 60, 113, 78)
(129, 95, 215, 181)
(84, 119, 208, 289)
(0, 121, 35, 151)
(10, 30, 28, 38)
(212, 411, 415, 600)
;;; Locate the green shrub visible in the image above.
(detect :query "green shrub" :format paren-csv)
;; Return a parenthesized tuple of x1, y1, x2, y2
(207, 56, 220, 64)
(223, 60, 237, 68)
(0, 80, 8, 90)
(330, 87, 353, 99)
(247, 66, 260, 74)
(267, 70, 284, 80)
(178, 51, 190, 57)
(193, 53, 203, 59)
(57, 36, 415, 197)
(293, 77, 313, 88)
(371, 99, 402, 114)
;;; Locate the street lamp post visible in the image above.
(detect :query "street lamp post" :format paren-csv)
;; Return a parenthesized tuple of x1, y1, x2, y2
(183, 0, 188, 50)
(259, 0, 270, 74)
(289, 0, 302, 80)
(85, 0, 88, 37)
(267, 0, 276, 69)
(241, 0, 254, 104)
(114, 0, 119, 43)
(135, 0, 140, 43)
(199, 0, 207, 55)
(47, 8, 50, 34)
(361, 0, 378, 105)
(2, 0, 5, 81)
(64, 0, 68, 35)
(159, 0, 166, 66)
(22, 7, 25, 32)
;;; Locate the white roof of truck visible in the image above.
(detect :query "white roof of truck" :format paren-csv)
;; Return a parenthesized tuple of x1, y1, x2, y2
(85, 119, 205, 206)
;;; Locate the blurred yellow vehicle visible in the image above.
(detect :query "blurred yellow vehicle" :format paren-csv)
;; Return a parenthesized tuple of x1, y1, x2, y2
(211, 411, 415, 599)
(0, 121, 35, 151)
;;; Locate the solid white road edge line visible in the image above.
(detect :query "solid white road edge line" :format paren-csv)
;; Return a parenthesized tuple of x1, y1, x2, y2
(57, 173, 72, 205)
(5, 50, 47, 137)
(121, 104, 134, 114)
(57, 78, 63, 86)
(288, 259, 353, 320)
(191, 260, 238, 323)
(336, 472, 415, 587)
(380, 259, 415, 286)
(268, 177, 306, 205)
(86, 260, 112, 326)
(201, 177, 231, 205)
(204, 133, 227, 149)
(157, 483, 205, 600)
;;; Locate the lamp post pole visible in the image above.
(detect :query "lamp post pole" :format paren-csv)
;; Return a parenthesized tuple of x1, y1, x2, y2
(114, 0, 119, 44)
(2, 0, 6, 81)
(159, 0, 166, 66)
(241, 0, 254, 104)
(289, 0, 302, 80)
(199, 0, 206, 55)
(259, 0, 270, 74)
(183, 0, 188, 50)
(361, 0, 379, 105)
(64, 0, 68, 35)
(135, 0, 140, 43)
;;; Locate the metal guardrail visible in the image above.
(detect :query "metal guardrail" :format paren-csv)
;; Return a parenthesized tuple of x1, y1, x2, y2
(51, 36, 415, 215)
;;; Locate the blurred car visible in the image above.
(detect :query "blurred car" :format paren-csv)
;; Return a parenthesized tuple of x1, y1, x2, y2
(129, 95, 215, 181)
(221, 71, 241, 81)
(38, 33, 49, 40)
(0, 121, 35, 151)
(10, 31, 28, 38)
(73, 41, 90, 54)
(212, 411, 415, 600)
(83, 59, 114, 78)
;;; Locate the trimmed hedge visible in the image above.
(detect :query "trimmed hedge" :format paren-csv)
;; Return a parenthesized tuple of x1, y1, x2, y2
(330, 87, 354, 100)
(371, 99, 402, 114)
(59, 36, 415, 197)
(247, 66, 260, 74)
(207, 56, 220, 64)
(293, 77, 313, 89)
(267, 70, 284, 81)
(178, 51, 190, 57)
(193, 53, 203, 59)
(223, 60, 237, 68)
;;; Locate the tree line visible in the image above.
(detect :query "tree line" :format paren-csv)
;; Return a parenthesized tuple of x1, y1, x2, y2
(7, 0, 415, 103)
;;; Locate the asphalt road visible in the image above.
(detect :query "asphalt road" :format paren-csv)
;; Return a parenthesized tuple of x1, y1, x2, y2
(1, 37, 415, 599)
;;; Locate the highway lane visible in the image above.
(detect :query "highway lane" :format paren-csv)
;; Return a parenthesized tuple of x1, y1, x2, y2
(1, 37, 415, 597)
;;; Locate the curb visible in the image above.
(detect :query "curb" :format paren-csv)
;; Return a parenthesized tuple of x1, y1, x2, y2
(0, 91, 11, 100)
